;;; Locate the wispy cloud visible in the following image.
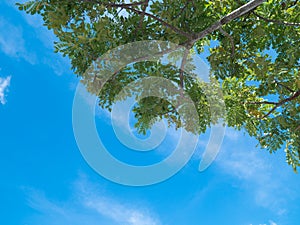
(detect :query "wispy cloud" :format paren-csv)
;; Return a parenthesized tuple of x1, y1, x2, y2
(84, 197, 158, 225)
(25, 175, 160, 225)
(76, 176, 160, 225)
(216, 131, 297, 215)
(0, 17, 36, 64)
(0, 76, 11, 104)
(269, 220, 277, 225)
(250, 221, 277, 225)
(16, 8, 71, 75)
(3, 1, 71, 75)
(5, 0, 55, 48)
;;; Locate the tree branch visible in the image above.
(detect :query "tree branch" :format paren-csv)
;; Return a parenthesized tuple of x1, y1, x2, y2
(286, 0, 298, 9)
(81, 0, 148, 8)
(106, 1, 147, 8)
(179, 48, 189, 89)
(122, 6, 193, 38)
(248, 101, 278, 105)
(262, 90, 300, 119)
(192, 0, 266, 43)
(295, 124, 300, 132)
(252, 11, 300, 26)
(137, 0, 149, 32)
(275, 80, 295, 93)
(81, 0, 267, 43)
(81, 0, 193, 38)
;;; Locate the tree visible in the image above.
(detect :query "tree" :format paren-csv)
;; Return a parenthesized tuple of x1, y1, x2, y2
(17, 0, 300, 171)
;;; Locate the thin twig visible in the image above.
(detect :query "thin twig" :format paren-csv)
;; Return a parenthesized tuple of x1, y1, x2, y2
(287, 0, 299, 9)
(136, 0, 149, 34)
(253, 11, 300, 26)
(174, 0, 191, 18)
(219, 27, 235, 57)
(262, 90, 300, 119)
(275, 80, 295, 93)
(79, 0, 192, 38)
(80, 0, 148, 8)
(179, 48, 189, 89)
(248, 101, 278, 105)
(123, 6, 193, 38)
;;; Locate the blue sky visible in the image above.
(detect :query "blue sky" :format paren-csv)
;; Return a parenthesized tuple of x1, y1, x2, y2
(1, 1, 300, 225)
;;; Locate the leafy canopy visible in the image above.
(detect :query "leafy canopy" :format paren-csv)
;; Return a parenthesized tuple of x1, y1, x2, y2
(17, 0, 300, 171)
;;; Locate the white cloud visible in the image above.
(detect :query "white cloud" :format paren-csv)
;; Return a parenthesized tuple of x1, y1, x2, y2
(216, 135, 297, 215)
(85, 199, 158, 225)
(0, 76, 11, 104)
(77, 176, 160, 225)
(250, 221, 277, 225)
(12, 4, 59, 52)
(25, 175, 160, 225)
(269, 220, 277, 225)
(19, 12, 71, 76)
(0, 17, 36, 64)
(3, 0, 71, 75)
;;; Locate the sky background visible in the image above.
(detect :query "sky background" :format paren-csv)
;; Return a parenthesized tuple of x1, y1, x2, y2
(1, 1, 300, 225)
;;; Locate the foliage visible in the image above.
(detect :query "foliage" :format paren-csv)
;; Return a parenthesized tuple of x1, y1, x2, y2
(17, 0, 300, 171)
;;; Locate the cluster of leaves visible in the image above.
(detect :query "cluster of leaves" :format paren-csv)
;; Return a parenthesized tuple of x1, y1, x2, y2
(17, 0, 300, 171)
